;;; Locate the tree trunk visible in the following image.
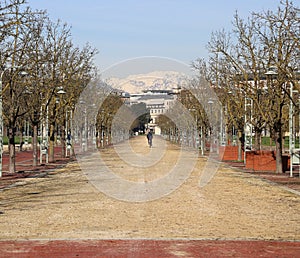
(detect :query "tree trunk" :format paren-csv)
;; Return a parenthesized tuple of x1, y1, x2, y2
(61, 123, 66, 158)
(227, 129, 233, 146)
(274, 130, 283, 173)
(49, 123, 55, 162)
(8, 127, 16, 173)
(237, 129, 243, 161)
(96, 130, 99, 148)
(19, 132, 23, 151)
(209, 128, 213, 152)
(32, 124, 38, 166)
(79, 129, 83, 151)
(254, 129, 262, 151)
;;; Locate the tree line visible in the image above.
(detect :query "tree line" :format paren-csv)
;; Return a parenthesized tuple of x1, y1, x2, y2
(1, 0, 299, 175)
(157, 0, 299, 173)
(1, 0, 98, 173)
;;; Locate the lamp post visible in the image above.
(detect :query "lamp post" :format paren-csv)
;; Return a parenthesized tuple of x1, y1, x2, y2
(39, 104, 49, 164)
(298, 95, 300, 178)
(84, 107, 88, 151)
(244, 97, 253, 164)
(208, 100, 214, 152)
(287, 66, 299, 177)
(288, 86, 299, 177)
(0, 69, 6, 177)
(265, 69, 279, 170)
(57, 88, 67, 156)
(220, 103, 223, 146)
(189, 108, 200, 151)
(289, 84, 294, 177)
(65, 108, 73, 156)
(98, 109, 104, 148)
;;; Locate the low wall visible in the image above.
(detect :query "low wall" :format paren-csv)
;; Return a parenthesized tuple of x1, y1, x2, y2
(246, 150, 276, 171)
(245, 151, 289, 172)
(219, 146, 244, 161)
(219, 147, 290, 172)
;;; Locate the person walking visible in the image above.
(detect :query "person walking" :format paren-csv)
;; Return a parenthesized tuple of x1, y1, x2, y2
(146, 129, 153, 147)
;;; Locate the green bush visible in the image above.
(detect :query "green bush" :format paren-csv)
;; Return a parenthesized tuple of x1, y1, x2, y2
(2, 136, 32, 145)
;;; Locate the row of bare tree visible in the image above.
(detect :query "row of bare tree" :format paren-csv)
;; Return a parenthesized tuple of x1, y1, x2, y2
(158, 0, 299, 173)
(1, 0, 98, 173)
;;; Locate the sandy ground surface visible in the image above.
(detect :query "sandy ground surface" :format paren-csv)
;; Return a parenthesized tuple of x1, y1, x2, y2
(0, 136, 299, 241)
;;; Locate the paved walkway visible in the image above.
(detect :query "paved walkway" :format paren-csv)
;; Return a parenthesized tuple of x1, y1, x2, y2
(0, 146, 72, 190)
(0, 136, 299, 257)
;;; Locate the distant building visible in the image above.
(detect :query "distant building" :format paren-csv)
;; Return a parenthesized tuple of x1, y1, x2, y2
(130, 89, 178, 134)
(111, 89, 131, 105)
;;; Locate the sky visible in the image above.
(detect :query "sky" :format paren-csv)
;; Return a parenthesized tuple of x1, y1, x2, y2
(26, 0, 282, 77)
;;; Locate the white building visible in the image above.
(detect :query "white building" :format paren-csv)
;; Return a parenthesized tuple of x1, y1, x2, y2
(130, 89, 178, 134)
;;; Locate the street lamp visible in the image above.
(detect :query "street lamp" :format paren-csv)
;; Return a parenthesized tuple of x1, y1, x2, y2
(189, 108, 201, 153)
(289, 87, 299, 177)
(57, 87, 67, 157)
(65, 108, 73, 156)
(79, 100, 88, 152)
(244, 97, 253, 164)
(39, 103, 49, 164)
(265, 68, 279, 170)
(220, 103, 224, 146)
(57, 89, 66, 95)
(208, 99, 214, 152)
(0, 69, 7, 177)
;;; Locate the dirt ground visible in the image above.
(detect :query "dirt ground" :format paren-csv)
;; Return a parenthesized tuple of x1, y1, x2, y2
(0, 135, 299, 242)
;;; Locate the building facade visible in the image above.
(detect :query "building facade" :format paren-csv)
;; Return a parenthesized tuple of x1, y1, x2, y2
(130, 89, 178, 134)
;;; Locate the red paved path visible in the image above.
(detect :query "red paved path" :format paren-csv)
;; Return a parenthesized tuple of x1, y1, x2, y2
(0, 239, 299, 257)
(0, 146, 72, 190)
(1, 147, 300, 257)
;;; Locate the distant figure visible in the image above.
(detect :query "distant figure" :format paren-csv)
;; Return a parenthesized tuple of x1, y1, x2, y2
(146, 129, 153, 147)
(67, 131, 72, 146)
(19, 141, 24, 151)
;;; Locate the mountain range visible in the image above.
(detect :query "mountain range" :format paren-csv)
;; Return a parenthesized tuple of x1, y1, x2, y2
(105, 71, 189, 94)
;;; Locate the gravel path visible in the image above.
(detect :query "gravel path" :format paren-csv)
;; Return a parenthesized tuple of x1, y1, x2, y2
(0, 136, 299, 241)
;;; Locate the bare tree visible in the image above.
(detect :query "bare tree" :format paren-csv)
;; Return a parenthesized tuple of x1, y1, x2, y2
(1, 1, 42, 172)
(204, 0, 299, 172)
(1, 0, 98, 173)
(40, 18, 97, 162)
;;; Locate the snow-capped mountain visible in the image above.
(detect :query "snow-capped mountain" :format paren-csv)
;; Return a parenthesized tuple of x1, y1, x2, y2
(106, 71, 188, 94)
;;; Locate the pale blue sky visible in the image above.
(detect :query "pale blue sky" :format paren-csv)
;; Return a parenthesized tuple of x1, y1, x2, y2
(27, 0, 281, 74)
